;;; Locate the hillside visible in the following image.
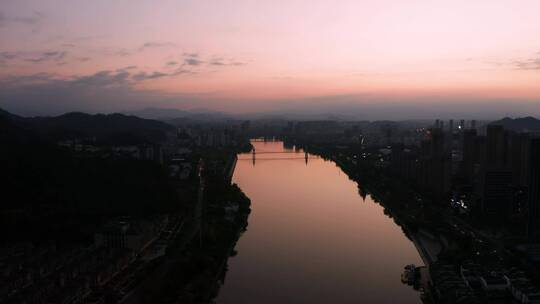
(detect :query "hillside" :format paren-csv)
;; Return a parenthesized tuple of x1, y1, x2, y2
(490, 116, 540, 132)
(127, 107, 231, 123)
(18, 111, 175, 145)
(0, 109, 180, 241)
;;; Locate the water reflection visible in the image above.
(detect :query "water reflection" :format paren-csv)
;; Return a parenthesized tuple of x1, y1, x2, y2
(216, 140, 422, 304)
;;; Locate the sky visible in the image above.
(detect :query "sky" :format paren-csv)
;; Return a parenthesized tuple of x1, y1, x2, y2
(0, 0, 539, 118)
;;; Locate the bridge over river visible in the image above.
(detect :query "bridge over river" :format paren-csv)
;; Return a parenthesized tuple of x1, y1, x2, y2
(237, 149, 320, 164)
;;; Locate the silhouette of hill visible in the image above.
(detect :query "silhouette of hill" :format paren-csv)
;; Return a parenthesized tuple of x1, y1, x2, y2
(126, 107, 231, 123)
(0, 108, 38, 143)
(490, 116, 540, 132)
(16, 111, 176, 145)
(0, 109, 180, 241)
(125, 107, 192, 119)
(0, 108, 11, 119)
(0, 107, 24, 123)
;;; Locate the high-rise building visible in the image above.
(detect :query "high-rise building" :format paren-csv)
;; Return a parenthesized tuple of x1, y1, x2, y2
(481, 170, 513, 215)
(528, 138, 540, 239)
(509, 132, 530, 186)
(462, 129, 477, 183)
(478, 125, 513, 217)
(391, 144, 416, 181)
(486, 125, 507, 169)
(428, 128, 451, 201)
(241, 120, 251, 132)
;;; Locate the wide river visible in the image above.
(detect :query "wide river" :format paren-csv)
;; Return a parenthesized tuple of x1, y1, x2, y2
(216, 140, 423, 304)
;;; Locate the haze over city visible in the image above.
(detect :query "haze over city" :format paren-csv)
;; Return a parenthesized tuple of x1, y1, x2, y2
(1, 0, 540, 118)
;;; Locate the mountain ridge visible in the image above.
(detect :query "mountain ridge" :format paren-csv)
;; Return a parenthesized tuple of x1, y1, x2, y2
(489, 116, 540, 131)
(1, 108, 175, 145)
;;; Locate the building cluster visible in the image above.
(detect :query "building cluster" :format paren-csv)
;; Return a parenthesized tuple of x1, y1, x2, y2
(284, 119, 434, 147)
(429, 260, 540, 304)
(385, 119, 540, 302)
(58, 140, 165, 164)
(0, 216, 168, 304)
(167, 124, 248, 150)
(430, 262, 478, 303)
(390, 119, 540, 233)
(57, 123, 251, 183)
(164, 125, 249, 181)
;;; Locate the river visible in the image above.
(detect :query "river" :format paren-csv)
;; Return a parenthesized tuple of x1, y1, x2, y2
(215, 140, 423, 304)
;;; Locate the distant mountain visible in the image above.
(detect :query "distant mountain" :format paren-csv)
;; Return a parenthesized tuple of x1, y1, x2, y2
(1, 108, 175, 145)
(126, 107, 230, 122)
(490, 116, 540, 132)
(0, 108, 11, 118)
(0, 107, 25, 123)
(28, 112, 175, 144)
(125, 107, 191, 120)
(0, 108, 37, 143)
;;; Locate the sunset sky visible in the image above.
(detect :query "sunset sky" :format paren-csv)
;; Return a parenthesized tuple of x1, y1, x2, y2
(1, 0, 539, 117)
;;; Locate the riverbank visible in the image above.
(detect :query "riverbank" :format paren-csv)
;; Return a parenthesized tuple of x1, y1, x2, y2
(123, 183, 251, 304)
(297, 144, 452, 302)
(224, 154, 237, 183)
(307, 145, 443, 267)
(112, 148, 251, 304)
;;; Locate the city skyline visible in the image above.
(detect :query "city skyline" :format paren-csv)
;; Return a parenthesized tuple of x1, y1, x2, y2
(1, 0, 540, 118)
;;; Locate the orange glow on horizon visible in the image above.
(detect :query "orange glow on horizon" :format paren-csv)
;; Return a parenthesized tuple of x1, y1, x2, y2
(1, 0, 539, 114)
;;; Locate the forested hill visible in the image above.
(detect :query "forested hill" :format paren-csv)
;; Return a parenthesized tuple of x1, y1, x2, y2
(26, 112, 174, 144)
(0, 109, 180, 241)
(1, 109, 175, 145)
(490, 116, 540, 132)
